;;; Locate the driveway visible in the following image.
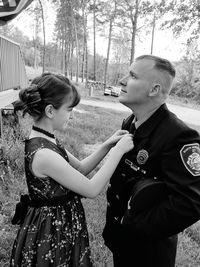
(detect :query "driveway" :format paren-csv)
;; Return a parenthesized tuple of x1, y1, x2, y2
(80, 99, 200, 126)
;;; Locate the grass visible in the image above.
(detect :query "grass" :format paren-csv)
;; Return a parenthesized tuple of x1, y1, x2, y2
(0, 103, 200, 266)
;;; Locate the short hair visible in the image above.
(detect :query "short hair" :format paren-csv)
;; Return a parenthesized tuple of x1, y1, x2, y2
(14, 72, 80, 121)
(135, 55, 176, 78)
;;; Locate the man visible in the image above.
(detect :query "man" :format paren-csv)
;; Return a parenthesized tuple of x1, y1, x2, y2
(102, 55, 200, 267)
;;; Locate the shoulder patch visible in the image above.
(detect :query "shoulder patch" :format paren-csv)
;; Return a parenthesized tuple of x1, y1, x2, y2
(180, 143, 200, 176)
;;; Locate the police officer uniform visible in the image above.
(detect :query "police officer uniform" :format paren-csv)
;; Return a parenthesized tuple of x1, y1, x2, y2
(103, 103, 200, 267)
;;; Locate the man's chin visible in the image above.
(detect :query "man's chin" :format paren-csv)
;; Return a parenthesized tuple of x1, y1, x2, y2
(119, 96, 133, 110)
(119, 95, 127, 105)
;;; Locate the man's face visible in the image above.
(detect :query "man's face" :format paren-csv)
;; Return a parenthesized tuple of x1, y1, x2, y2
(119, 59, 156, 107)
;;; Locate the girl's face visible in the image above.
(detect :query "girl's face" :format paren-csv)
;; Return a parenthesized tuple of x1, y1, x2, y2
(52, 102, 73, 131)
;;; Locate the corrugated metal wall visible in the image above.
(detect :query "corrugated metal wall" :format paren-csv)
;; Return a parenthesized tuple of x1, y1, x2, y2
(0, 35, 28, 92)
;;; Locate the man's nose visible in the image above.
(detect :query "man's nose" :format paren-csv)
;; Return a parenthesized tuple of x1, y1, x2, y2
(119, 75, 128, 86)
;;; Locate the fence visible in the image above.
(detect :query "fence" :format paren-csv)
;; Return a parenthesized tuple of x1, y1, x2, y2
(87, 80, 105, 96)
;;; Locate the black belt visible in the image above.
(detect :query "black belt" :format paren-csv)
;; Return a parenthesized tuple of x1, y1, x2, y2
(11, 192, 78, 225)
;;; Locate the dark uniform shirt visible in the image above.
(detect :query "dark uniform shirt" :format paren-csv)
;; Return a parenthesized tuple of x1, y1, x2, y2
(103, 103, 200, 267)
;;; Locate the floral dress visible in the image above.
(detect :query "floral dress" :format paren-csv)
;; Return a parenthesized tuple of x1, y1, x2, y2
(10, 137, 92, 267)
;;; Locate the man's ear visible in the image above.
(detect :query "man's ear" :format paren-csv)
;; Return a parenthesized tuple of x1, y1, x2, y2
(149, 84, 161, 97)
(45, 104, 54, 118)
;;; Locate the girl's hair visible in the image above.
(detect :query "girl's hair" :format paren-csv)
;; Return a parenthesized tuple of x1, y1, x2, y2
(14, 72, 80, 121)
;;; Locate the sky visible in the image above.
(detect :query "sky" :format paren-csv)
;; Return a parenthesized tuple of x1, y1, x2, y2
(10, 1, 186, 62)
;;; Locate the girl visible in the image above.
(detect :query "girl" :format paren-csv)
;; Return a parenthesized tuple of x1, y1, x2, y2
(10, 73, 133, 267)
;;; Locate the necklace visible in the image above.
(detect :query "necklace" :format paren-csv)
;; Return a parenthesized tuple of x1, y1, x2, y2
(32, 125, 55, 139)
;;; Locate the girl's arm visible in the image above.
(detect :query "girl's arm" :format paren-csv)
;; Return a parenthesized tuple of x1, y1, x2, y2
(32, 134, 133, 198)
(67, 130, 129, 175)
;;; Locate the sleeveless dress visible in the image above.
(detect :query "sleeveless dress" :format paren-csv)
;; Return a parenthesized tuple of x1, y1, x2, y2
(10, 137, 92, 267)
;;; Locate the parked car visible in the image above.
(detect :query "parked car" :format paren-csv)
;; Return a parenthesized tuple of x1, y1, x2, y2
(111, 86, 121, 97)
(104, 86, 121, 97)
(104, 86, 112, 96)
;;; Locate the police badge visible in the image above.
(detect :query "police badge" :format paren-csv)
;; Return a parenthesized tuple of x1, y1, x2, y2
(136, 149, 149, 165)
(180, 143, 200, 176)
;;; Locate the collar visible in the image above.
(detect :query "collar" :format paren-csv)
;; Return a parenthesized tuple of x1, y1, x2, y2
(135, 103, 170, 138)
(123, 104, 170, 138)
(135, 106, 160, 129)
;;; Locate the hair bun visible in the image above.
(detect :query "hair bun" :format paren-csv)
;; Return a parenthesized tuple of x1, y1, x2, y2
(20, 84, 42, 106)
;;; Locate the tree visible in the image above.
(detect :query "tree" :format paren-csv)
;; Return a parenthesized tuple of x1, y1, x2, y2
(115, 0, 154, 64)
(53, 0, 85, 81)
(38, 0, 46, 73)
(88, 0, 107, 82)
(88, 0, 100, 81)
(150, 10, 156, 54)
(0, 24, 38, 67)
(26, 1, 43, 69)
(93, 0, 118, 87)
(171, 40, 200, 101)
(80, 0, 89, 84)
(54, 0, 73, 75)
(116, 0, 140, 64)
(69, 0, 80, 82)
(0, 24, 14, 37)
(93, 0, 96, 81)
(103, 0, 117, 88)
(161, 0, 200, 42)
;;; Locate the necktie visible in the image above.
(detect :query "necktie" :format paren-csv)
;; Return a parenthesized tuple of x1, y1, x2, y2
(129, 122, 136, 135)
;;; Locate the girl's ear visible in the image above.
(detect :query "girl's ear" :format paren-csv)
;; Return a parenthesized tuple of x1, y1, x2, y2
(45, 104, 54, 119)
(149, 84, 161, 97)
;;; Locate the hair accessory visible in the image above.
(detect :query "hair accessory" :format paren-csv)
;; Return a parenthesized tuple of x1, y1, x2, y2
(32, 125, 55, 139)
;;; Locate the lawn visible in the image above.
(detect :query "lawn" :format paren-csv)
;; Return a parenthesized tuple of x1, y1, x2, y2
(0, 103, 200, 266)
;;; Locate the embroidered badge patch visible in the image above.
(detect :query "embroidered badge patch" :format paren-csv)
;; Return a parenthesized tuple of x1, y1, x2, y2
(180, 143, 200, 176)
(136, 149, 149, 165)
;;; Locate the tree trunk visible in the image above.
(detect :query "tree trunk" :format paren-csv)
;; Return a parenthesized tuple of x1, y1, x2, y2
(70, 42, 74, 80)
(64, 22, 68, 76)
(81, 47, 85, 82)
(33, 20, 39, 69)
(38, 0, 46, 73)
(70, 0, 79, 82)
(151, 11, 156, 54)
(84, 17, 88, 91)
(64, 40, 68, 76)
(103, 18, 113, 88)
(34, 40, 37, 69)
(130, 0, 139, 64)
(61, 37, 64, 73)
(93, 0, 96, 81)
(54, 38, 58, 70)
(85, 42, 88, 88)
(81, 6, 86, 83)
(67, 41, 71, 75)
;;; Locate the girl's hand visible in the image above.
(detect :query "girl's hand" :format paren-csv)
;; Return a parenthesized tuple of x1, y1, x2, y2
(114, 133, 134, 154)
(104, 130, 129, 149)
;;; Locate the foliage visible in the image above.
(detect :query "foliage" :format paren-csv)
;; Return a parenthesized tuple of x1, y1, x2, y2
(170, 41, 200, 103)
(2, 0, 200, 109)
(0, 24, 42, 67)
(161, 0, 200, 42)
